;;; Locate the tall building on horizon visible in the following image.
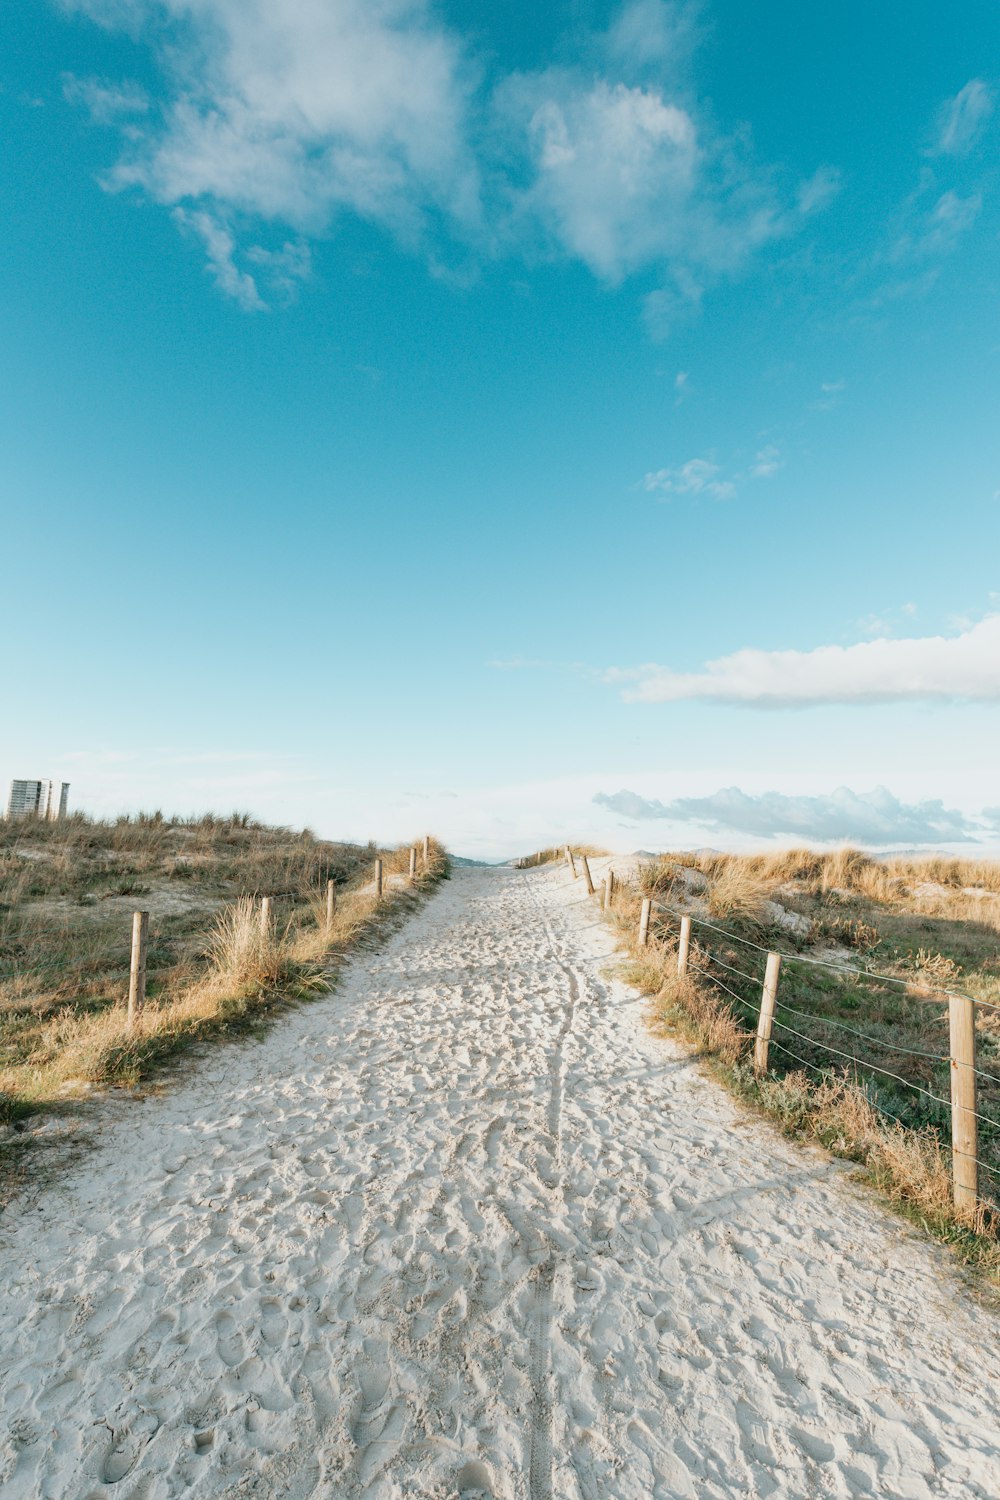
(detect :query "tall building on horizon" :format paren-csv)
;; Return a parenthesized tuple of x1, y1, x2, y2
(5, 779, 70, 821)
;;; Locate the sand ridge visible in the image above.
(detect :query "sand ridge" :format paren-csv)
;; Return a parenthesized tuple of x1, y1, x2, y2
(2, 862, 1000, 1497)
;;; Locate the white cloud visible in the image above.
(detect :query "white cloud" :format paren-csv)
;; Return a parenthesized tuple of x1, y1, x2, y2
(796, 165, 841, 215)
(62, 72, 149, 121)
(609, 615, 1000, 706)
(605, 0, 699, 73)
(500, 65, 832, 292)
(172, 207, 265, 310)
(643, 442, 781, 498)
(919, 189, 982, 255)
(63, 0, 833, 314)
(641, 270, 703, 338)
(65, 0, 479, 301)
(594, 784, 978, 845)
(245, 237, 312, 298)
(812, 378, 846, 412)
(892, 188, 982, 264)
(936, 79, 994, 155)
(643, 458, 736, 501)
(856, 602, 918, 638)
(506, 76, 699, 282)
(750, 444, 781, 478)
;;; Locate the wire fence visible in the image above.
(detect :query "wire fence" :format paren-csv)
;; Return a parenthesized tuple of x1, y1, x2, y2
(0, 843, 435, 1031)
(651, 894, 1000, 1216)
(551, 847, 1000, 1224)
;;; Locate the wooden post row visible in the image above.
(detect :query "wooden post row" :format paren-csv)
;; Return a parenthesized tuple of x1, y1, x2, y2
(676, 915, 692, 976)
(326, 879, 336, 929)
(754, 952, 782, 1074)
(950, 995, 979, 1216)
(127, 909, 149, 1027)
(638, 897, 651, 948)
(259, 895, 273, 938)
(580, 855, 595, 896)
(374, 857, 383, 899)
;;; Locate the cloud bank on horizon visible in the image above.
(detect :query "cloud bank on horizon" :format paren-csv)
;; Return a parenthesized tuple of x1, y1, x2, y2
(607, 615, 1000, 707)
(593, 785, 996, 845)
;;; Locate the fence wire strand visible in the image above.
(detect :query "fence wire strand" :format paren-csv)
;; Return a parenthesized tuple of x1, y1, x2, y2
(773, 1000, 949, 1063)
(648, 896, 988, 1007)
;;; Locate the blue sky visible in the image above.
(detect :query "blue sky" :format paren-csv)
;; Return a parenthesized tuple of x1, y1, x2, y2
(2, 1, 999, 858)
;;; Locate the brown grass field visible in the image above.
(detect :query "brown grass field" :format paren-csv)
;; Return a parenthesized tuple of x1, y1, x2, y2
(601, 846, 1000, 1276)
(0, 813, 447, 1129)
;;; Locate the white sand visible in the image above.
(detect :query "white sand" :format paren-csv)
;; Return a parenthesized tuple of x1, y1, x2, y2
(3, 862, 1000, 1498)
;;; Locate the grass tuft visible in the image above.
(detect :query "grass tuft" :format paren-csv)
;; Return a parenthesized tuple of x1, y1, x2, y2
(0, 819, 448, 1128)
(594, 845, 1000, 1285)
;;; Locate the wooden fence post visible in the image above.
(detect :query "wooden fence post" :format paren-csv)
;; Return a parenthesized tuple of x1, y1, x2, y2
(566, 846, 578, 878)
(423, 834, 430, 865)
(409, 846, 417, 880)
(326, 879, 336, 930)
(754, 952, 782, 1074)
(127, 909, 149, 1027)
(677, 915, 691, 976)
(638, 897, 651, 948)
(949, 995, 979, 1217)
(602, 873, 613, 912)
(374, 857, 383, 899)
(259, 896, 273, 939)
(580, 855, 595, 896)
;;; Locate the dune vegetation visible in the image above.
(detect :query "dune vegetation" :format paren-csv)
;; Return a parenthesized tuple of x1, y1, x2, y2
(598, 847, 1000, 1276)
(0, 813, 446, 1127)
(514, 843, 606, 869)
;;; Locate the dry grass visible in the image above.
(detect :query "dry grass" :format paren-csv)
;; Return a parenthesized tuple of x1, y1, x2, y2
(515, 843, 606, 869)
(603, 850, 1000, 1280)
(703, 863, 775, 925)
(0, 817, 448, 1123)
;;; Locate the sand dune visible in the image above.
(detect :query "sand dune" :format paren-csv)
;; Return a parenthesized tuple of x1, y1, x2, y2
(2, 861, 1000, 1497)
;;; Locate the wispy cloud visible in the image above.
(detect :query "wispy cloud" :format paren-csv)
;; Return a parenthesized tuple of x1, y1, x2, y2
(607, 615, 1000, 706)
(593, 784, 978, 844)
(812, 378, 846, 412)
(892, 187, 982, 262)
(856, 601, 917, 638)
(62, 72, 149, 122)
(172, 208, 266, 311)
(643, 458, 735, 501)
(644, 443, 782, 500)
(750, 444, 782, 478)
(935, 79, 995, 156)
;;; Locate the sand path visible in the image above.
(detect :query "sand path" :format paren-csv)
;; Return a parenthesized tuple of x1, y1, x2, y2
(3, 863, 1000, 1498)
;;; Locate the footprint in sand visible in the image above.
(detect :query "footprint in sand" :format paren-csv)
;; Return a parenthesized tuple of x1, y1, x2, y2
(100, 1433, 144, 1485)
(259, 1298, 288, 1348)
(456, 1458, 495, 1496)
(214, 1310, 246, 1367)
(193, 1427, 215, 1456)
(351, 1342, 400, 1473)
